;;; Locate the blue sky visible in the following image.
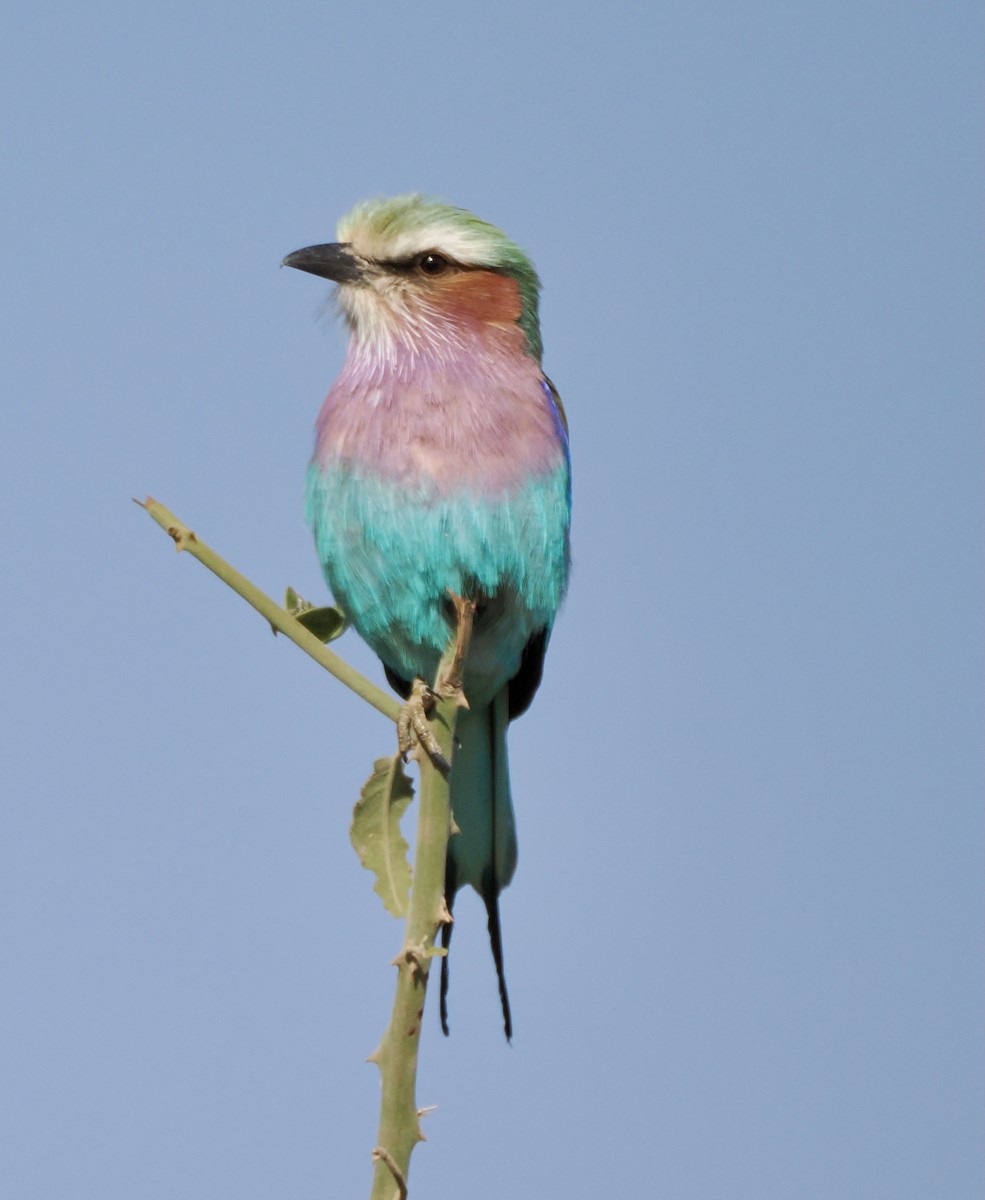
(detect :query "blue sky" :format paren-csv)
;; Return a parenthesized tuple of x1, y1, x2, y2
(1, 2, 981, 1197)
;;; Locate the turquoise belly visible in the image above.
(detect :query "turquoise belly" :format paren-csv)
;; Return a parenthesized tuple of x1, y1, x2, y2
(306, 460, 570, 698)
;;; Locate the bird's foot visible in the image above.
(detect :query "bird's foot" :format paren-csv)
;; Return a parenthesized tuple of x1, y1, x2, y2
(434, 590, 476, 708)
(395, 594, 475, 770)
(397, 678, 450, 771)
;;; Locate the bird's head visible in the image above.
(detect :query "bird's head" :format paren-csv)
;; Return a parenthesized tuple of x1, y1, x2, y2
(283, 194, 543, 363)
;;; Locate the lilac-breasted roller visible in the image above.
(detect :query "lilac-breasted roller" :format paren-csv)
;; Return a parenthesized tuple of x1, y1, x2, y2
(284, 195, 570, 1037)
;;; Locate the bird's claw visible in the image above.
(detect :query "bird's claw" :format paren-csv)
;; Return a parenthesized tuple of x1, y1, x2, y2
(397, 679, 450, 771)
(395, 593, 476, 769)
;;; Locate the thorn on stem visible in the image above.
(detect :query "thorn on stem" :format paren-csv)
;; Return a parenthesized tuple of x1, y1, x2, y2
(371, 1146, 408, 1200)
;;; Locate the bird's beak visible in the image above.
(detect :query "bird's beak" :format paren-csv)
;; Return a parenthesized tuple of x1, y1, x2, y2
(282, 242, 363, 283)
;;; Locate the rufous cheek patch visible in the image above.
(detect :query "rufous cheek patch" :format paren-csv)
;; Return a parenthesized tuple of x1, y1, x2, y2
(433, 269, 522, 327)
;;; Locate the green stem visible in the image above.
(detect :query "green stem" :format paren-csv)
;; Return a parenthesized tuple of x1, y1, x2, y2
(137, 496, 401, 722)
(369, 693, 457, 1200)
(139, 494, 456, 1197)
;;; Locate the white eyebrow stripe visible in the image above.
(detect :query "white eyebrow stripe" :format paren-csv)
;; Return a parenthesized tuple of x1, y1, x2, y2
(339, 217, 503, 267)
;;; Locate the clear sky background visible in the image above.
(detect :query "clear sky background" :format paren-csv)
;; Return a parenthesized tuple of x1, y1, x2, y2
(1, 2, 981, 1197)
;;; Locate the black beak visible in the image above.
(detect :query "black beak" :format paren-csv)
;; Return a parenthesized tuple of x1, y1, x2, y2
(282, 242, 362, 283)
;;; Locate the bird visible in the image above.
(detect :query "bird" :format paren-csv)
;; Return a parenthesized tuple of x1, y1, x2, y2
(284, 195, 570, 1038)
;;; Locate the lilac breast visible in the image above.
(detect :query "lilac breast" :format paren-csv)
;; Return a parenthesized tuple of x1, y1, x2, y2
(312, 333, 568, 497)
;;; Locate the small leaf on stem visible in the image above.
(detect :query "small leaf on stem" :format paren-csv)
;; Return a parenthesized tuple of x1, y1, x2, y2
(351, 755, 415, 917)
(277, 587, 348, 642)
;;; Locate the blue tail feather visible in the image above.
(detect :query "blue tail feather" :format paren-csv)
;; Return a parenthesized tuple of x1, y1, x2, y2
(441, 687, 515, 1038)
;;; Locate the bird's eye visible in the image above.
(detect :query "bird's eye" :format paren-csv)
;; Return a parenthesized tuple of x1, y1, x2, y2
(418, 252, 450, 275)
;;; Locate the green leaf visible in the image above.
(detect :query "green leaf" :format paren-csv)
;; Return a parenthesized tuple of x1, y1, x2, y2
(277, 587, 347, 643)
(350, 755, 415, 917)
(295, 606, 347, 643)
